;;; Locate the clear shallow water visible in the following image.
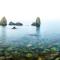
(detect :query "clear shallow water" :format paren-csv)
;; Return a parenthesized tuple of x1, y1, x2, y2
(0, 23, 60, 50)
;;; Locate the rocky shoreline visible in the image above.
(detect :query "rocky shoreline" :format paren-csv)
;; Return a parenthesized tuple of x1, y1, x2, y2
(0, 45, 59, 60)
(0, 52, 59, 60)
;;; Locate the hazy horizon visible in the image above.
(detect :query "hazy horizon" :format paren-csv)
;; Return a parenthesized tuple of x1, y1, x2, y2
(0, 0, 60, 25)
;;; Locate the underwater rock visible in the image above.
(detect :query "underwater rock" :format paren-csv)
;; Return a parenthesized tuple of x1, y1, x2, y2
(26, 53, 33, 58)
(27, 44, 32, 47)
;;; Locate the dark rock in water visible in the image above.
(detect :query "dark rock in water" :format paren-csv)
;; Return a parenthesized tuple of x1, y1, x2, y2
(15, 22, 23, 26)
(12, 27, 16, 29)
(31, 17, 41, 27)
(31, 22, 36, 26)
(9, 21, 15, 25)
(0, 16, 7, 26)
(36, 23, 40, 27)
(9, 21, 23, 26)
(31, 22, 40, 27)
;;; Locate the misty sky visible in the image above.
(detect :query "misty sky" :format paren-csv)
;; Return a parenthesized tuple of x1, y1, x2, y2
(0, 0, 60, 25)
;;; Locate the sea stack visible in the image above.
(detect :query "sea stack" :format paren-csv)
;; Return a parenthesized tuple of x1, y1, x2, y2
(0, 16, 7, 26)
(36, 17, 41, 27)
(31, 17, 41, 27)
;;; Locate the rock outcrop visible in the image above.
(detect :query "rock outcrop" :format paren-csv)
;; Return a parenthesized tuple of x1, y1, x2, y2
(9, 21, 15, 25)
(36, 17, 41, 27)
(0, 16, 7, 26)
(12, 27, 16, 29)
(9, 21, 23, 26)
(15, 22, 23, 26)
(31, 22, 36, 26)
(31, 17, 41, 27)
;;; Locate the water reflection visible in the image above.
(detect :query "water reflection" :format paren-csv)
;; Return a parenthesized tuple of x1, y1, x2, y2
(35, 27, 41, 44)
(0, 26, 6, 46)
(36, 27, 40, 36)
(35, 27, 44, 47)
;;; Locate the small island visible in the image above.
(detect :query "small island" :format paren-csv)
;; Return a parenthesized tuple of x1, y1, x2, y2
(9, 21, 15, 25)
(9, 21, 23, 26)
(31, 17, 41, 27)
(15, 22, 23, 26)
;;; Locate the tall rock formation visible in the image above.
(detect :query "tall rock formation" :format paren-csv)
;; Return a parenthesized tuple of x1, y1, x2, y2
(31, 17, 41, 27)
(0, 16, 7, 26)
(36, 17, 41, 27)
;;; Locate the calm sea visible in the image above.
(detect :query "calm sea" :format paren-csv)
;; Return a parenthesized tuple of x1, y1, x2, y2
(0, 21, 60, 50)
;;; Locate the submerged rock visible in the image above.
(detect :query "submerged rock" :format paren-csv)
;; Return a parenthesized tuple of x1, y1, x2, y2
(31, 17, 41, 27)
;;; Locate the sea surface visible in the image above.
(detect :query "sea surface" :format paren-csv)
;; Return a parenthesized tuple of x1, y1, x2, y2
(0, 22, 60, 51)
